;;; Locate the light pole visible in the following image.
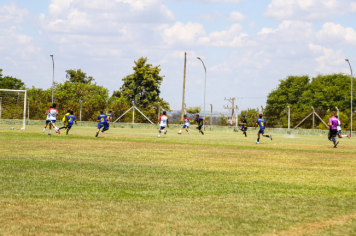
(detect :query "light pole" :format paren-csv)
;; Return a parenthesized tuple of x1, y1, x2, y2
(197, 57, 206, 130)
(346, 59, 353, 137)
(50, 55, 54, 104)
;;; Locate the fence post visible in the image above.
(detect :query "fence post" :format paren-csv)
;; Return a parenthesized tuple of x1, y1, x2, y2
(80, 100, 82, 122)
(336, 107, 339, 118)
(106, 99, 109, 114)
(157, 102, 160, 120)
(235, 105, 238, 127)
(312, 106, 315, 130)
(132, 101, 135, 124)
(210, 104, 213, 126)
(0, 97, 2, 119)
(287, 106, 290, 130)
(28, 98, 30, 121)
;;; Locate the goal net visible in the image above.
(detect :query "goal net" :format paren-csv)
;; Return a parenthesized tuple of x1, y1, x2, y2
(0, 89, 27, 130)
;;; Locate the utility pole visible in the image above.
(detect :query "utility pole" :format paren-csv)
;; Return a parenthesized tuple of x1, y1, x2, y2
(224, 97, 236, 124)
(312, 106, 315, 130)
(210, 104, 213, 126)
(235, 105, 238, 127)
(181, 52, 187, 121)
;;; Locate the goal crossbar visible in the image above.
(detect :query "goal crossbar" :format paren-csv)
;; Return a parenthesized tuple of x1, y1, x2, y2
(0, 89, 27, 130)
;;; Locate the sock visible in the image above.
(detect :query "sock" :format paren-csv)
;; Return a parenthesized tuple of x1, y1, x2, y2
(55, 127, 59, 132)
(43, 128, 46, 132)
(266, 135, 270, 138)
(49, 130, 52, 134)
(158, 131, 161, 136)
(187, 131, 190, 134)
(257, 138, 260, 142)
(342, 135, 347, 138)
(179, 130, 182, 132)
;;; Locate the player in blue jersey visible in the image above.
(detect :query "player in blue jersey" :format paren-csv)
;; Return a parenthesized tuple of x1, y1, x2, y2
(102, 110, 113, 133)
(96, 110, 108, 137)
(254, 114, 272, 144)
(194, 114, 207, 135)
(65, 111, 77, 135)
(239, 115, 248, 137)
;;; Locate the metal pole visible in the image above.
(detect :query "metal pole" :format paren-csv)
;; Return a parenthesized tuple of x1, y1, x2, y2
(197, 57, 206, 131)
(181, 52, 187, 121)
(23, 90, 27, 130)
(336, 107, 339, 118)
(0, 97, 2, 119)
(50, 55, 54, 104)
(80, 100, 82, 122)
(157, 102, 161, 121)
(28, 98, 29, 121)
(346, 59, 353, 137)
(287, 106, 290, 130)
(210, 104, 213, 126)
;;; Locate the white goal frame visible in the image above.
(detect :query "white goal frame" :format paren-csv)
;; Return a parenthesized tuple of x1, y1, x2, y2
(0, 89, 27, 130)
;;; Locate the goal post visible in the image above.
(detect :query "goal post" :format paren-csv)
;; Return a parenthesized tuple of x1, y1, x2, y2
(0, 89, 27, 130)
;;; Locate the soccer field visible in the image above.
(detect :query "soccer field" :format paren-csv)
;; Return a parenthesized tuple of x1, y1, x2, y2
(1, 125, 356, 235)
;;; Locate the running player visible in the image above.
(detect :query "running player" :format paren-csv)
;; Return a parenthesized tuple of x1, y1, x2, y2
(59, 109, 71, 132)
(254, 114, 272, 144)
(102, 110, 113, 133)
(178, 114, 190, 135)
(239, 115, 248, 137)
(96, 110, 108, 137)
(194, 114, 206, 135)
(65, 111, 77, 135)
(328, 112, 339, 148)
(48, 103, 60, 134)
(157, 111, 169, 138)
(336, 116, 350, 139)
(43, 105, 53, 135)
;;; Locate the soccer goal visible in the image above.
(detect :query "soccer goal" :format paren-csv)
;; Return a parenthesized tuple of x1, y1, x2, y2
(0, 89, 27, 130)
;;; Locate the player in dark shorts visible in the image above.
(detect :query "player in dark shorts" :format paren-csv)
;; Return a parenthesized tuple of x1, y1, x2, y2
(239, 115, 248, 137)
(328, 111, 339, 148)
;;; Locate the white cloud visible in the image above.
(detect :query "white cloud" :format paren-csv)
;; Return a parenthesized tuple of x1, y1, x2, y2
(162, 22, 206, 45)
(0, 3, 28, 23)
(229, 11, 247, 22)
(265, 0, 356, 21)
(315, 47, 346, 72)
(317, 22, 356, 46)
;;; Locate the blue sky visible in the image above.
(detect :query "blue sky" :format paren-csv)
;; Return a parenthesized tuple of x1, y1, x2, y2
(1, 0, 356, 113)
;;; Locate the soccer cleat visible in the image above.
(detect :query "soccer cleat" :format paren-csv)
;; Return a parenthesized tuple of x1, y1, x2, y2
(95, 132, 99, 137)
(347, 134, 350, 139)
(165, 130, 167, 135)
(57, 129, 60, 134)
(66, 132, 68, 135)
(157, 136, 160, 138)
(48, 133, 51, 135)
(270, 135, 273, 140)
(255, 141, 259, 144)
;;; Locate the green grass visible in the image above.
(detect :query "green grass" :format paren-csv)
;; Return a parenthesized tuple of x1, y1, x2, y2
(1, 124, 356, 235)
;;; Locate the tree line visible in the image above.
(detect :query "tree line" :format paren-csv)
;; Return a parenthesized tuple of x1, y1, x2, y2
(0, 57, 170, 123)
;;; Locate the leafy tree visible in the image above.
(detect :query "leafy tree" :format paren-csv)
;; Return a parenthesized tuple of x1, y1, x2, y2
(113, 57, 170, 111)
(66, 69, 95, 84)
(217, 114, 228, 126)
(0, 69, 26, 90)
(186, 106, 201, 116)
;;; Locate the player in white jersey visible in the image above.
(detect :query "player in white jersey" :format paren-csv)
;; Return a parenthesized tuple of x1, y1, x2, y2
(336, 116, 350, 140)
(43, 105, 53, 135)
(157, 111, 169, 138)
(178, 114, 190, 135)
(47, 103, 61, 134)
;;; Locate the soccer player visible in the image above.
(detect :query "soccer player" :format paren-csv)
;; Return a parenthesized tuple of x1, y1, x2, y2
(43, 105, 53, 135)
(328, 112, 340, 148)
(96, 110, 108, 137)
(102, 110, 113, 133)
(239, 115, 248, 137)
(48, 103, 60, 134)
(254, 114, 272, 144)
(157, 111, 169, 138)
(179, 114, 190, 135)
(194, 114, 206, 135)
(65, 111, 77, 135)
(59, 109, 71, 132)
(336, 116, 350, 139)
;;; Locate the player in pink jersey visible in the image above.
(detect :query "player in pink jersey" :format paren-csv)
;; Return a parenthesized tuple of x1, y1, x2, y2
(157, 111, 169, 138)
(328, 111, 339, 148)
